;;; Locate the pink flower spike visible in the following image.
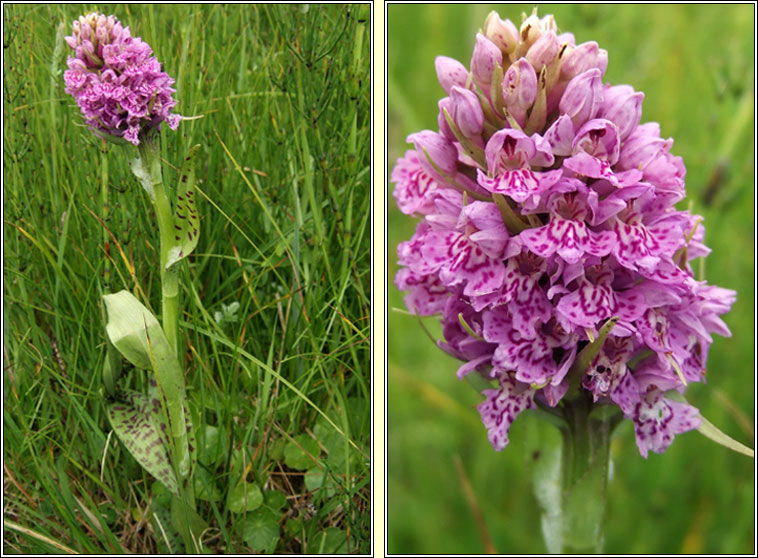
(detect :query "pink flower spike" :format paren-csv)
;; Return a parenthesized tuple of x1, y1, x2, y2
(63, 13, 180, 145)
(391, 9, 736, 458)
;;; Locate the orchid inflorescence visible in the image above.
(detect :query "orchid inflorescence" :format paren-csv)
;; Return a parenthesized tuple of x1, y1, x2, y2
(64, 12, 181, 145)
(392, 10, 735, 457)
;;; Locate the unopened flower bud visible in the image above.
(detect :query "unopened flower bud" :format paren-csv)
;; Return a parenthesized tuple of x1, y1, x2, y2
(540, 14, 557, 34)
(559, 68, 603, 128)
(470, 33, 502, 91)
(435, 56, 469, 95)
(560, 41, 608, 80)
(526, 31, 560, 71)
(484, 11, 519, 55)
(407, 130, 459, 175)
(450, 86, 485, 138)
(519, 14, 543, 48)
(502, 57, 538, 109)
(598, 85, 644, 141)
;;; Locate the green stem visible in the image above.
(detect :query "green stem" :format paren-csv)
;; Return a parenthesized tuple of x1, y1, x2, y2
(137, 138, 180, 356)
(136, 136, 197, 551)
(558, 395, 612, 553)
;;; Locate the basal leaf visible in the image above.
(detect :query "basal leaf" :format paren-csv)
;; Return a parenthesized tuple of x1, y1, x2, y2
(166, 144, 201, 270)
(107, 390, 178, 495)
(104, 290, 191, 481)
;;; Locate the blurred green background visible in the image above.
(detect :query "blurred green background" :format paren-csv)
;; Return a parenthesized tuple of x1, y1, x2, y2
(388, 4, 754, 554)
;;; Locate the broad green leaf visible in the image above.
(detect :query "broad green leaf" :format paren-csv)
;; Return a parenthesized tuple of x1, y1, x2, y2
(263, 490, 288, 511)
(104, 290, 191, 479)
(103, 291, 164, 370)
(243, 508, 280, 552)
(305, 467, 337, 499)
(107, 391, 178, 495)
(227, 479, 263, 514)
(166, 144, 201, 270)
(284, 434, 321, 470)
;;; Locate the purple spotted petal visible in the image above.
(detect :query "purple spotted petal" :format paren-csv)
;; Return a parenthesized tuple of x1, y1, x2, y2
(555, 268, 616, 330)
(394, 268, 449, 316)
(391, 150, 441, 215)
(477, 371, 535, 451)
(634, 387, 701, 458)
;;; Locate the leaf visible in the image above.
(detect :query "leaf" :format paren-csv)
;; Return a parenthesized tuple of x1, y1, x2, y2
(166, 144, 201, 270)
(103, 291, 165, 370)
(284, 434, 321, 470)
(227, 479, 263, 514)
(104, 290, 191, 480)
(243, 508, 280, 553)
(102, 339, 123, 397)
(107, 391, 178, 495)
(263, 490, 288, 511)
(314, 527, 352, 554)
(305, 467, 337, 499)
(667, 391, 754, 457)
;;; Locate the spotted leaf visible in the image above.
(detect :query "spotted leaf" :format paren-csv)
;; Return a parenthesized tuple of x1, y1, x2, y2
(107, 390, 178, 495)
(166, 144, 201, 270)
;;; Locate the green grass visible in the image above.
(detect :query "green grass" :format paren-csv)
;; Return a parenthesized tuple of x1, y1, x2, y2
(4, 4, 370, 554)
(388, 4, 754, 555)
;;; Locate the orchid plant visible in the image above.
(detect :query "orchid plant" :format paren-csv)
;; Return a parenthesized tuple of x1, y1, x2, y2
(391, 9, 753, 553)
(64, 13, 203, 551)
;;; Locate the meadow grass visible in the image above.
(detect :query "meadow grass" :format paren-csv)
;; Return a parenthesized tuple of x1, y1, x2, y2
(387, 4, 754, 554)
(4, 4, 370, 554)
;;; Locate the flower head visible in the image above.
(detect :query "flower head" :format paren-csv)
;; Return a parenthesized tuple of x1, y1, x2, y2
(63, 13, 181, 145)
(392, 10, 735, 457)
